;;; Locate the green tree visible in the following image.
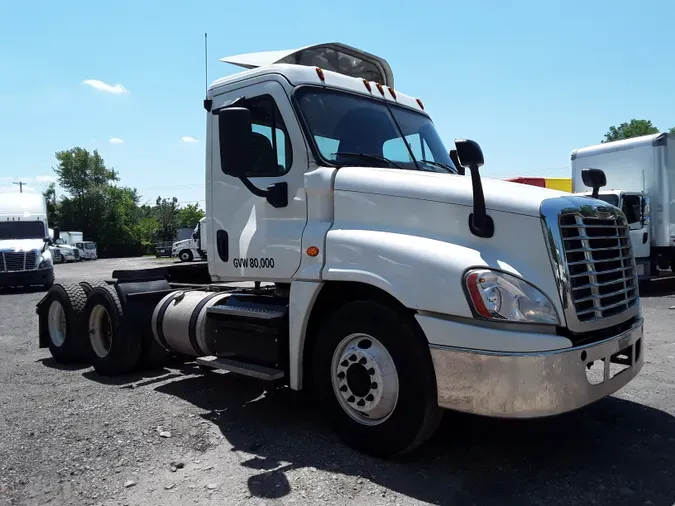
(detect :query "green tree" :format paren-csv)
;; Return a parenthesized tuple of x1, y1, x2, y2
(176, 203, 205, 229)
(602, 119, 659, 143)
(154, 196, 179, 242)
(42, 182, 58, 228)
(602, 119, 675, 143)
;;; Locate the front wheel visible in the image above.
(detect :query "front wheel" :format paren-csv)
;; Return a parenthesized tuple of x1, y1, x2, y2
(179, 250, 193, 262)
(312, 300, 442, 458)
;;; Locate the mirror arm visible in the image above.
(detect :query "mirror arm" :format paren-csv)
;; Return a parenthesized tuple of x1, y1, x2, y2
(467, 163, 494, 238)
(239, 177, 288, 209)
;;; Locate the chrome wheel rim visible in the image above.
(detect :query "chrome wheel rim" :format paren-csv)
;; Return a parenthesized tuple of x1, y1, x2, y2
(330, 333, 399, 426)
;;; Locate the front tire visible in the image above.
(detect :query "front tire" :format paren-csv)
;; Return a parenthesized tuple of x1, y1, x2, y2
(312, 300, 442, 458)
(179, 250, 193, 262)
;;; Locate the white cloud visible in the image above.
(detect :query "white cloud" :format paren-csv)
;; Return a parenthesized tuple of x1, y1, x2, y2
(109, 137, 124, 144)
(181, 136, 199, 143)
(35, 175, 57, 183)
(82, 79, 130, 94)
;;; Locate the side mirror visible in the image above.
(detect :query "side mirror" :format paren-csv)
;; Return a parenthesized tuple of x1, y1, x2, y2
(218, 107, 253, 177)
(52, 226, 60, 242)
(581, 168, 606, 199)
(454, 139, 493, 238)
(449, 149, 465, 175)
(454, 140, 484, 169)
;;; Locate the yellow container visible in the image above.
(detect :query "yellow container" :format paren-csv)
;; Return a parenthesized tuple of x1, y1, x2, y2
(544, 178, 572, 193)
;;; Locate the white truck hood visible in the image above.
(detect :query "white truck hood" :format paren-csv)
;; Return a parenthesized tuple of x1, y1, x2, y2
(0, 238, 44, 252)
(333, 167, 568, 217)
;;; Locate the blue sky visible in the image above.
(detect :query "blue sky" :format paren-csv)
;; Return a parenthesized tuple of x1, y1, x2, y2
(1, 0, 673, 206)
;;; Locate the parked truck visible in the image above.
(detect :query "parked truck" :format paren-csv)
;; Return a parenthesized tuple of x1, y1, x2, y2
(172, 219, 207, 262)
(36, 42, 644, 458)
(571, 133, 674, 280)
(0, 193, 54, 289)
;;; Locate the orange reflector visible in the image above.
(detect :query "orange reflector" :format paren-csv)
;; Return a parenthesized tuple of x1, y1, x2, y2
(388, 87, 396, 99)
(362, 79, 372, 91)
(315, 67, 325, 81)
(306, 246, 320, 257)
(416, 98, 424, 110)
(375, 82, 385, 96)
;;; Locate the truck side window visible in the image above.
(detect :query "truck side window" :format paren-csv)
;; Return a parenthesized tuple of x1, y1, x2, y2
(245, 95, 293, 177)
(622, 195, 642, 225)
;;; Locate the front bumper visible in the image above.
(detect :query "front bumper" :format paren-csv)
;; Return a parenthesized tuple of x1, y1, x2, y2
(0, 268, 54, 287)
(428, 318, 643, 418)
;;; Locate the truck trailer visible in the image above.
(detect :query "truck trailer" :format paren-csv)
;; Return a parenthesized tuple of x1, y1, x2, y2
(36, 42, 644, 458)
(571, 133, 674, 280)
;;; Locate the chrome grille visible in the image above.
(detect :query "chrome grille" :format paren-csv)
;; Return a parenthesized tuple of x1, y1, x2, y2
(0, 251, 37, 272)
(73, 249, 80, 259)
(559, 213, 638, 322)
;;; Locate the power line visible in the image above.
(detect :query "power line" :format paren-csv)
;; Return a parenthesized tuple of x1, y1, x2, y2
(13, 181, 26, 193)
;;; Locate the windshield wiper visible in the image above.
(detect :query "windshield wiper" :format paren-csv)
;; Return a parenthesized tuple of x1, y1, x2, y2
(332, 152, 404, 170)
(418, 159, 457, 174)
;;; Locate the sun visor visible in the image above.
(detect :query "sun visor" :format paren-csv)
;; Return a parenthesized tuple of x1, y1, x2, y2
(220, 42, 394, 87)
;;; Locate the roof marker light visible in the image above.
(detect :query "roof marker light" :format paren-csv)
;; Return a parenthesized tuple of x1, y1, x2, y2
(362, 79, 372, 92)
(416, 98, 424, 110)
(375, 82, 385, 96)
(315, 67, 325, 82)
(388, 87, 396, 99)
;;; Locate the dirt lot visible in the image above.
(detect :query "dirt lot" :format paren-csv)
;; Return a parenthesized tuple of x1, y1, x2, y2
(2, 257, 675, 505)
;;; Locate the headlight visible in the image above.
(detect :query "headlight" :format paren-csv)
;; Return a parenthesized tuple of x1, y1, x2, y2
(38, 256, 53, 269)
(464, 269, 560, 325)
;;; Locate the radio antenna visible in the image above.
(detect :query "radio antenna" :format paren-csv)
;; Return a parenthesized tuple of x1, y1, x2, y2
(203, 33, 212, 111)
(204, 32, 208, 95)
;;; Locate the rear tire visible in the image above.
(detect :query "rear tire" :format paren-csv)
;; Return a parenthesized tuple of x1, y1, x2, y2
(79, 280, 108, 296)
(40, 283, 88, 363)
(84, 285, 142, 376)
(312, 300, 442, 458)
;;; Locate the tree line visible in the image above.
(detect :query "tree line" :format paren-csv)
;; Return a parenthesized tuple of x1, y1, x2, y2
(602, 119, 674, 143)
(43, 146, 204, 258)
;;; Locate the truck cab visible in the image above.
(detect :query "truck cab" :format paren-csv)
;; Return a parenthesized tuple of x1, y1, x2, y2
(38, 42, 645, 459)
(0, 193, 54, 289)
(172, 223, 204, 262)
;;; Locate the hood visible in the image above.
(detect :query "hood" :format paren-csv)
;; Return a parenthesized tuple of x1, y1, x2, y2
(0, 238, 44, 252)
(333, 167, 568, 217)
(173, 240, 189, 247)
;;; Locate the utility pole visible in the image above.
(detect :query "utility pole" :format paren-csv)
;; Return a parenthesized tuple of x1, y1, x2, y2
(13, 181, 25, 193)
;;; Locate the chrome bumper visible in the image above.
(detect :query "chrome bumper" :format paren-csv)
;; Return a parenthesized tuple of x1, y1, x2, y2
(429, 318, 644, 418)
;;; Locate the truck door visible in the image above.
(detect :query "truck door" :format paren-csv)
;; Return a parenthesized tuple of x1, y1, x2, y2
(621, 192, 650, 261)
(209, 81, 308, 282)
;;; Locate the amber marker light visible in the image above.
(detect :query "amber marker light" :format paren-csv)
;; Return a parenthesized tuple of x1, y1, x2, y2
(306, 246, 320, 257)
(315, 67, 325, 82)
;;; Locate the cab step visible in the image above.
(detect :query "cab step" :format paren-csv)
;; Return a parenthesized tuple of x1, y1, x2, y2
(196, 355, 284, 380)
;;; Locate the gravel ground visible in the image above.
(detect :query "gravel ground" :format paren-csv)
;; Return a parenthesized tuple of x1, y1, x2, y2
(1, 258, 675, 505)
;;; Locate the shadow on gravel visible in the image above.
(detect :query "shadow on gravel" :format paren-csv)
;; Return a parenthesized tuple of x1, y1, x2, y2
(639, 277, 675, 298)
(38, 357, 90, 371)
(156, 373, 675, 506)
(0, 285, 49, 296)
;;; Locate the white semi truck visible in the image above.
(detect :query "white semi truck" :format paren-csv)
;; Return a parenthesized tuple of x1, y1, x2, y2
(172, 218, 207, 262)
(571, 133, 674, 280)
(36, 43, 644, 458)
(0, 193, 54, 289)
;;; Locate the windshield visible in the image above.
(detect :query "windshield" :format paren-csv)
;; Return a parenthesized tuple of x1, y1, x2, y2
(0, 221, 45, 240)
(295, 87, 457, 174)
(84, 242, 96, 250)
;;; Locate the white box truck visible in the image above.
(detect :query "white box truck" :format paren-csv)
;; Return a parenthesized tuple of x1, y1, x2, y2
(571, 133, 674, 279)
(36, 42, 644, 458)
(0, 193, 55, 289)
